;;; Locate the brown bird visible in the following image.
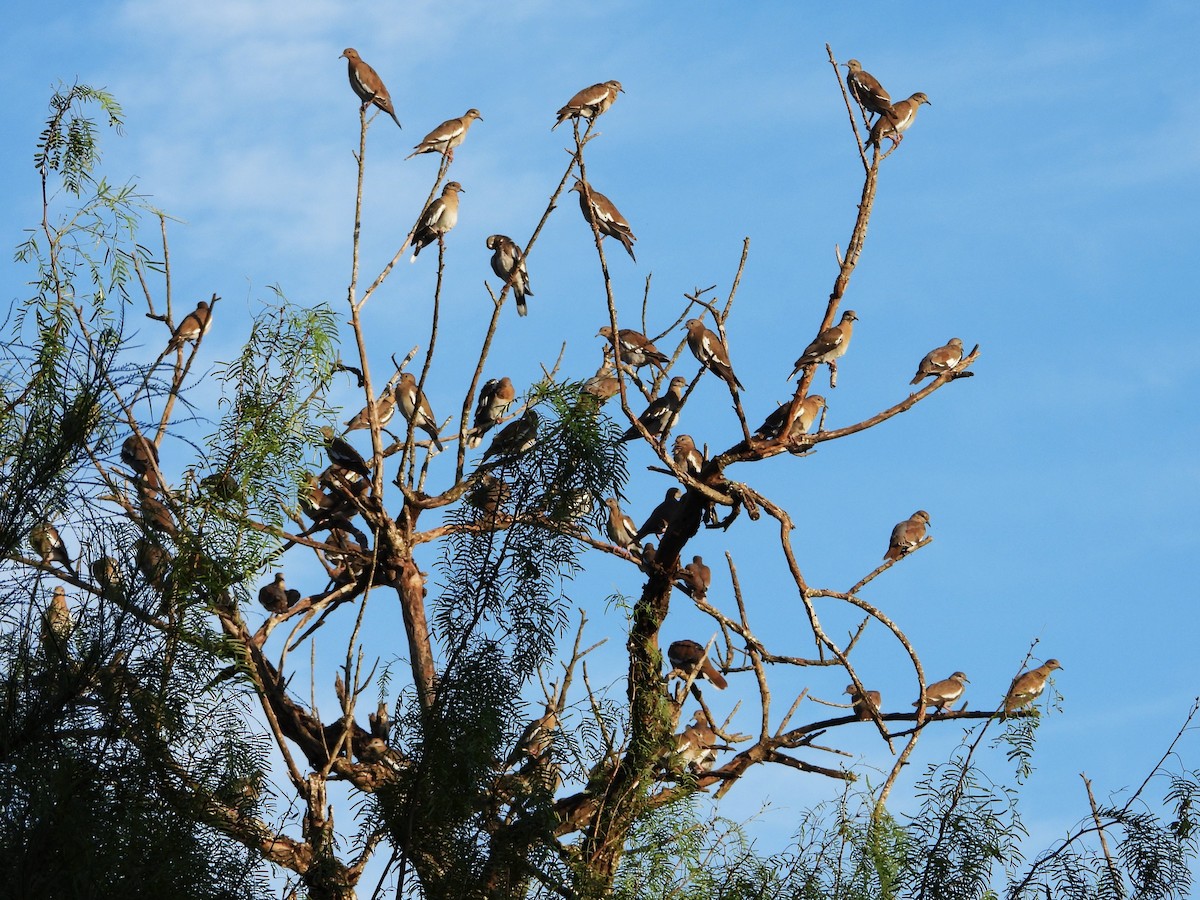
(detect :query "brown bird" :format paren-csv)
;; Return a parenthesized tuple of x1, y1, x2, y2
(668, 639, 727, 690)
(680, 555, 711, 601)
(597, 326, 668, 370)
(258, 573, 290, 614)
(121, 433, 159, 476)
(481, 409, 539, 463)
(394, 372, 444, 452)
(345, 391, 397, 432)
(340, 48, 401, 128)
(411, 181, 464, 261)
(1004, 659, 1062, 715)
(466, 377, 516, 448)
(466, 473, 511, 518)
(486, 235, 534, 316)
(754, 395, 826, 444)
(620, 376, 686, 443)
(673, 709, 718, 773)
(915, 672, 969, 713)
(570, 181, 636, 261)
(604, 498, 639, 550)
(844, 59, 892, 118)
(789, 311, 857, 380)
(135, 538, 171, 588)
(30, 521, 74, 574)
(138, 482, 178, 538)
(910, 338, 965, 385)
(406, 109, 482, 160)
(635, 488, 683, 542)
(868, 92, 931, 148)
(166, 299, 214, 352)
(582, 364, 620, 402)
(845, 684, 882, 721)
(553, 80, 623, 130)
(42, 586, 73, 650)
(883, 510, 931, 561)
(672, 434, 704, 479)
(90, 557, 125, 601)
(684, 319, 744, 391)
(319, 426, 372, 478)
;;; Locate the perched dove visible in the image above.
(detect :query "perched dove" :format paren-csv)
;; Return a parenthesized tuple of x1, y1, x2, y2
(844, 59, 892, 118)
(915, 672, 969, 713)
(883, 510, 931, 561)
(789, 311, 858, 380)
(845, 684, 882, 721)
(406, 109, 482, 160)
(910, 338, 964, 385)
(395, 372, 444, 451)
(597, 326, 668, 370)
(620, 376, 686, 443)
(411, 181, 464, 261)
(570, 181, 637, 261)
(1004, 659, 1062, 715)
(668, 639, 727, 690)
(166, 299, 213, 352)
(486, 235, 534, 316)
(466, 377, 516, 448)
(340, 48, 402, 128)
(868, 93, 931, 148)
(553, 80, 623, 130)
(684, 319, 744, 391)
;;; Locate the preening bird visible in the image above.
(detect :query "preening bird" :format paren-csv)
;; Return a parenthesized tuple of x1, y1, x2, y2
(868, 92, 931, 148)
(30, 522, 74, 574)
(684, 319, 744, 391)
(394, 372, 444, 451)
(680, 555, 711, 601)
(597, 326, 668, 370)
(844, 59, 892, 119)
(668, 639, 727, 690)
(915, 672, 969, 713)
(570, 181, 637, 261)
(604, 498, 639, 550)
(319, 426, 372, 478)
(258, 573, 291, 614)
(789, 310, 858, 380)
(910, 337, 965, 385)
(411, 181, 464, 261)
(486, 236, 534, 316)
(345, 391, 397, 433)
(406, 109, 482, 160)
(481, 409, 539, 464)
(1003, 659, 1062, 715)
(340, 48, 402, 128)
(620, 376, 686, 442)
(845, 684, 882, 721)
(883, 510, 931, 561)
(121, 434, 159, 476)
(673, 710, 718, 773)
(635, 488, 682, 542)
(166, 299, 214, 352)
(672, 434, 704, 479)
(553, 80, 623, 130)
(466, 376, 516, 448)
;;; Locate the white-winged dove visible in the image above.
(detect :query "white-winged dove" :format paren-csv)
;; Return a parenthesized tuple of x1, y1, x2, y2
(754, 395, 826, 444)
(844, 59, 892, 119)
(319, 426, 372, 478)
(570, 181, 636, 261)
(597, 326, 668, 370)
(910, 338, 965, 385)
(845, 684, 882, 721)
(466, 472, 511, 518)
(620, 376, 686, 442)
(635, 488, 683, 542)
(406, 109, 482, 160)
(466, 377, 516, 448)
(684, 319, 744, 391)
(668, 639, 727, 690)
(138, 481, 178, 538)
(340, 48, 401, 128)
(486, 236, 534, 316)
(42, 585, 72, 649)
(135, 538, 171, 588)
(604, 498, 639, 550)
(915, 672, 969, 713)
(411, 181, 464, 262)
(30, 521, 74, 574)
(1004, 659, 1062, 715)
(395, 372, 444, 451)
(345, 391, 398, 432)
(166, 299, 213, 352)
(201, 472, 244, 503)
(481, 409, 539, 463)
(506, 709, 560, 768)
(639, 541, 657, 573)
(121, 434, 159, 476)
(789, 311, 858, 380)
(868, 93, 931, 148)
(582, 364, 620, 402)
(552, 80, 624, 130)
(674, 709, 718, 772)
(680, 555, 711, 601)
(90, 556, 125, 601)
(883, 510, 930, 561)
(672, 434, 704, 479)
(258, 573, 290, 614)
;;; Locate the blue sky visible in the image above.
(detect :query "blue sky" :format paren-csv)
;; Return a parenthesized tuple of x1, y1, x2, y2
(4, 0, 1198, 878)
